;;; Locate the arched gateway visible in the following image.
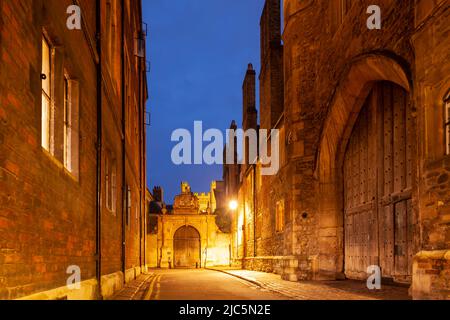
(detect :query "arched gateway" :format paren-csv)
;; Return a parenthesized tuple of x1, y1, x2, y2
(343, 81, 414, 280)
(173, 226, 201, 268)
(316, 54, 416, 283)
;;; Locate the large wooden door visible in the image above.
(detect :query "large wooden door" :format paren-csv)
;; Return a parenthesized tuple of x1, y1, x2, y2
(344, 81, 414, 282)
(174, 226, 201, 268)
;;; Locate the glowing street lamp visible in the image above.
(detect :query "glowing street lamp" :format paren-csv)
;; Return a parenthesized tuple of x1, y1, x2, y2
(229, 200, 238, 211)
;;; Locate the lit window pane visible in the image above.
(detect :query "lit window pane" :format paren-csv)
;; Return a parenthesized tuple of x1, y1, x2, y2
(41, 94, 50, 150)
(41, 37, 51, 151)
(127, 187, 131, 226)
(42, 39, 50, 96)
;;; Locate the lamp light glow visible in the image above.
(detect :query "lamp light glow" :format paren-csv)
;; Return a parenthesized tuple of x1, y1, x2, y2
(229, 200, 238, 211)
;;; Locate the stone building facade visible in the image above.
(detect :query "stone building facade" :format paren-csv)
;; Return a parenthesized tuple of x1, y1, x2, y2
(147, 182, 231, 269)
(0, 0, 148, 299)
(224, 0, 450, 299)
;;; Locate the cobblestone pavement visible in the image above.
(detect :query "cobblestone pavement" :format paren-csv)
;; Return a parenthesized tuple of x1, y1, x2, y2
(210, 269, 411, 300)
(110, 274, 155, 300)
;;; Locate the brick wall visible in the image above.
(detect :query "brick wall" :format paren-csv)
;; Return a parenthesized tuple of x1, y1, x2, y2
(0, 0, 147, 300)
(0, 0, 98, 299)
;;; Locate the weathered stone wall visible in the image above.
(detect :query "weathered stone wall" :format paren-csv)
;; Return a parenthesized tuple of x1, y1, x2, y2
(412, 250, 450, 300)
(146, 234, 158, 268)
(151, 214, 231, 268)
(230, 0, 450, 299)
(285, 0, 449, 294)
(413, 0, 450, 253)
(234, 0, 296, 278)
(208, 232, 232, 267)
(284, 0, 405, 280)
(410, 0, 450, 299)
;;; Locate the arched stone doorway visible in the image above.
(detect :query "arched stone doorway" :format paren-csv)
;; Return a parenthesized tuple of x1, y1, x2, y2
(343, 81, 414, 281)
(173, 226, 201, 268)
(315, 53, 415, 282)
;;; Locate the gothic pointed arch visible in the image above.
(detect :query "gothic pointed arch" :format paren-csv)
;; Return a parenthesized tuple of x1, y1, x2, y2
(315, 53, 413, 279)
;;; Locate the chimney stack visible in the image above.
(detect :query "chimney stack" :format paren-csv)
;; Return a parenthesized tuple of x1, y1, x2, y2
(259, 0, 284, 130)
(153, 186, 164, 203)
(260, 0, 282, 64)
(242, 63, 257, 132)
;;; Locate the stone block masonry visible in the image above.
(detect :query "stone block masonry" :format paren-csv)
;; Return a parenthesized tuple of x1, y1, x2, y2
(226, 0, 450, 299)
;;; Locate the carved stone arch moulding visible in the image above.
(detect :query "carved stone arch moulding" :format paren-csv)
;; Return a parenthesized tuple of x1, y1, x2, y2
(316, 53, 412, 181)
(170, 223, 202, 241)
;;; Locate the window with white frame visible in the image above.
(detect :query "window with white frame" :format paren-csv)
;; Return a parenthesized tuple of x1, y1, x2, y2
(41, 37, 51, 151)
(106, 0, 118, 78)
(63, 76, 80, 177)
(41, 36, 80, 177)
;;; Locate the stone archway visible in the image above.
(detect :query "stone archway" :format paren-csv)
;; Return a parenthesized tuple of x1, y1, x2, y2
(173, 226, 201, 268)
(315, 53, 412, 280)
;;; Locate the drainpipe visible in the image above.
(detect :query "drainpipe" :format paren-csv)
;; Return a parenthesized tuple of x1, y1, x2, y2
(139, 0, 147, 272)
(138, 49, 142, 272)
(142, 71, 147, 271)
(138, 26, 143, 272)
(120, 0, 126, 280)
(95, 0, 103, 300)
(253, 164, 257, 257)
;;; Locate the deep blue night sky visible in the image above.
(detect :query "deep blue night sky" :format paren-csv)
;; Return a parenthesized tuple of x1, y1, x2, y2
(143, 0, 264, 203)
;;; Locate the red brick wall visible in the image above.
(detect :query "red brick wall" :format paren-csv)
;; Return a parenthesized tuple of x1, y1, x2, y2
(0, 0, 98, 299)
(122, 0, 147, 273)
(0, 0, 147, 299)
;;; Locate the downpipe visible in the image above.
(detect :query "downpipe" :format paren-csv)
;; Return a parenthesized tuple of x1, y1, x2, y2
(120, 0, 126, 280)
(253, 164, 257, 257)
(95, 0, 103, 300)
